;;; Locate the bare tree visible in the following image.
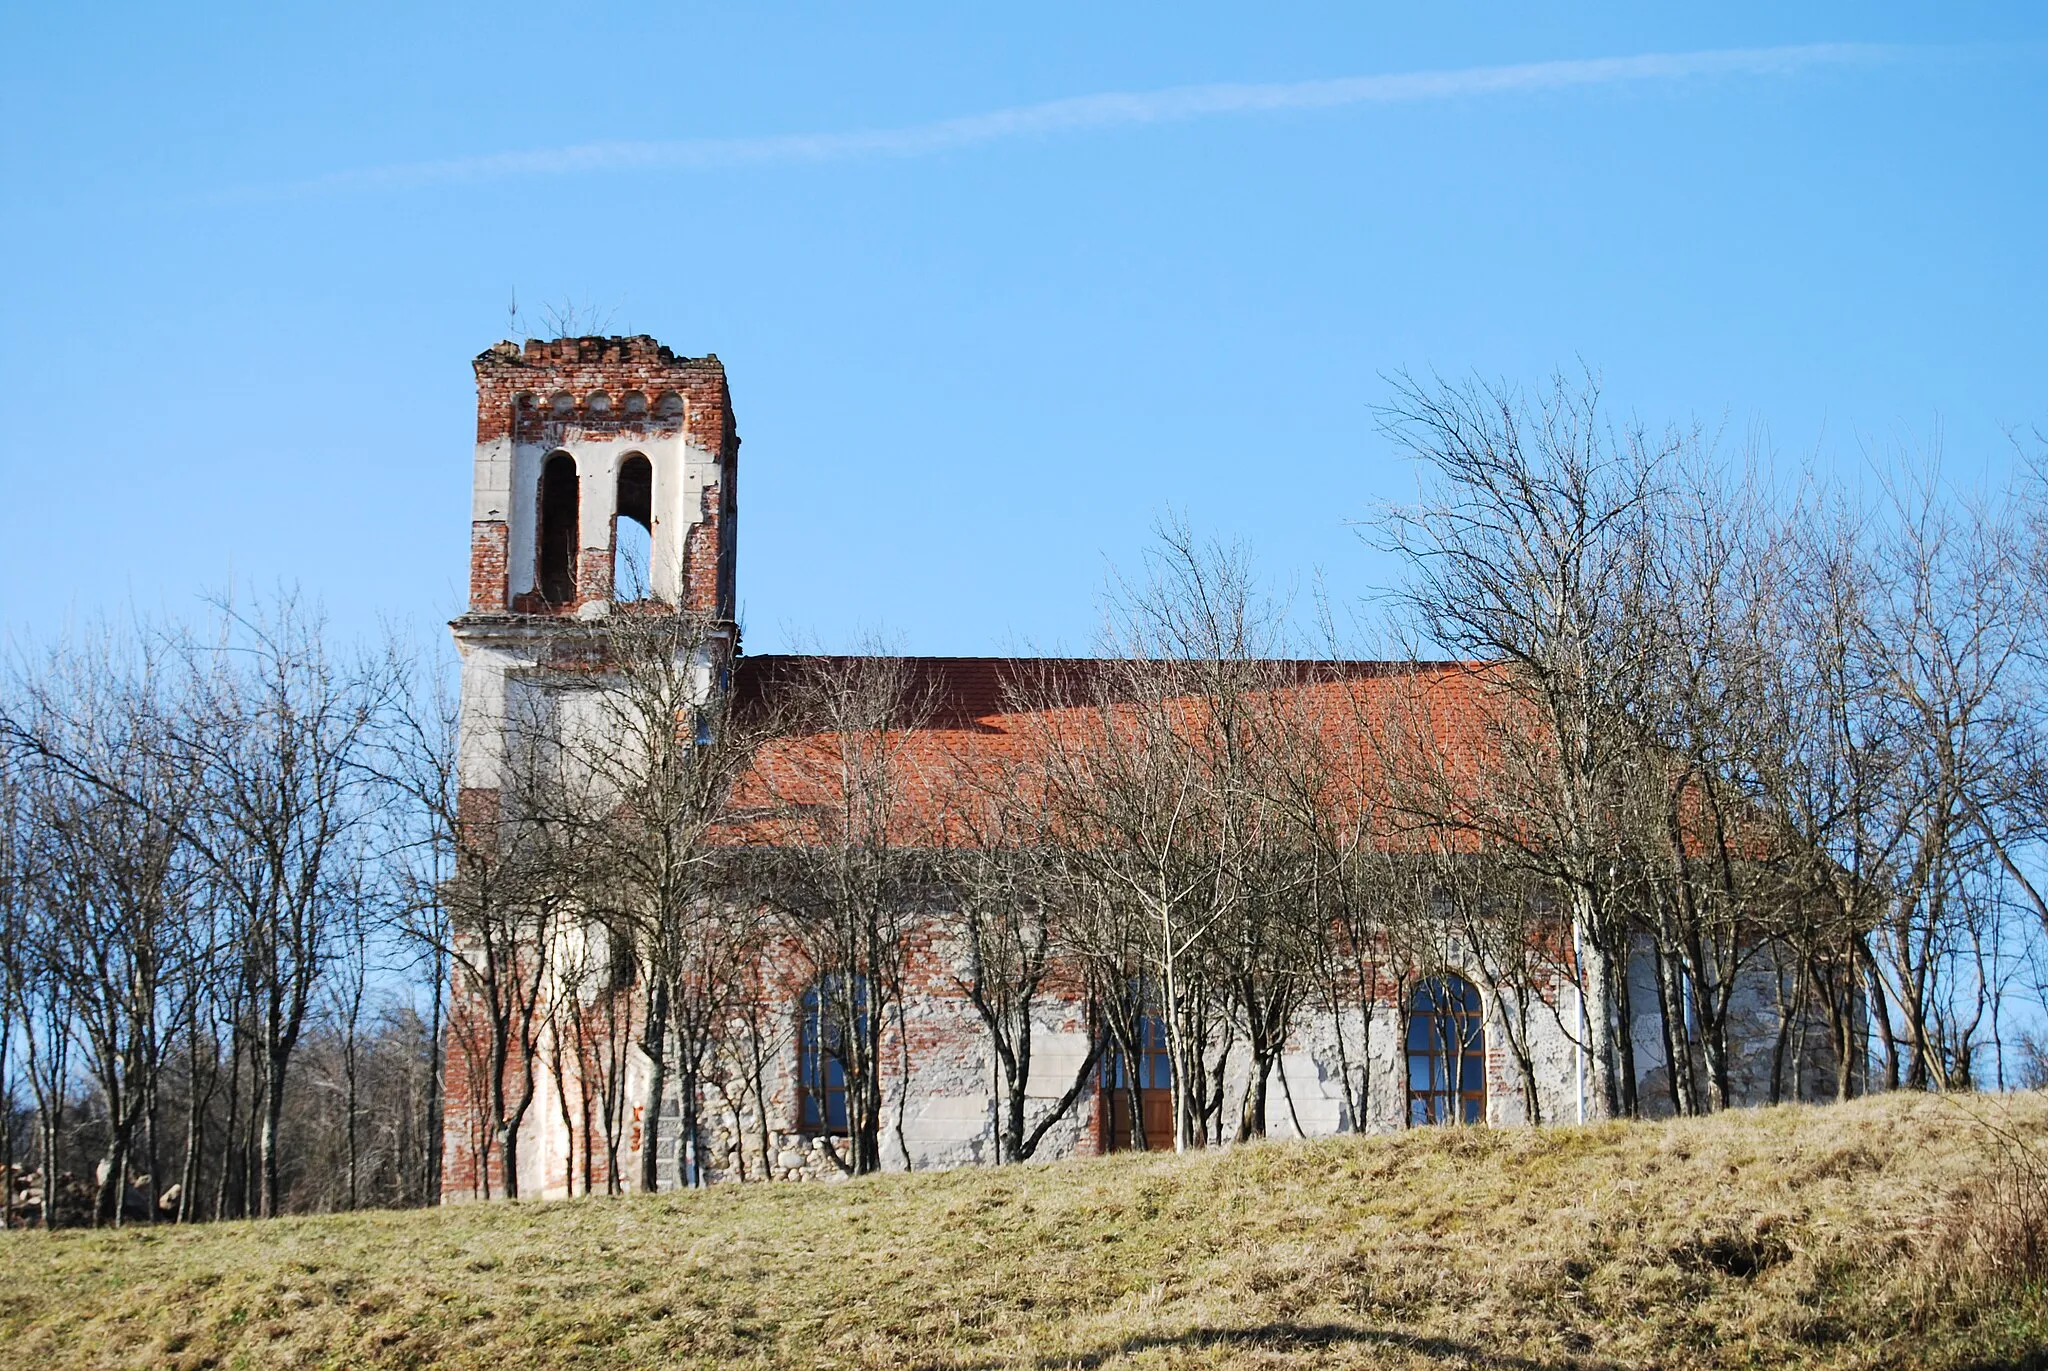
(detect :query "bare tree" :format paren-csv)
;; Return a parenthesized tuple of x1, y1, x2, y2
(361, 649, 458, 1206)
(0, 751, 73, 1227)
(0, 742, 20, 1227)
(559, 597, 764, 1191)
(168, 596, 395, 1216)
(754, 651, 933, 1176)
(4, 626, 214, 1223)
(1611, 451, 1804, 1112)
(930, 736, 1105, 1162)
(1022, 523, 1311, 1148)
(1848, 473, 2027, 1089)
(441, 700, 583, 1200)
(1361, 667, 1578, 1126)
(1372, 372, 1677, 1119)
(1261, 651, 1420, 1132)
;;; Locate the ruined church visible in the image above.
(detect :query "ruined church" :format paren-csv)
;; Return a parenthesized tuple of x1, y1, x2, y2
(440, 335, 1848, 1200)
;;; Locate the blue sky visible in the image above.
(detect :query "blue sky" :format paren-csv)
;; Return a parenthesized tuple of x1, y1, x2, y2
(2, 4, 2043, 657)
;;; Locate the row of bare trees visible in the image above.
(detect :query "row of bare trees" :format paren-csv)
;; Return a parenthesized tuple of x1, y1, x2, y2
(9, 371, 2048, 1218)
(735, 373, 2048, 1160)
(0, 598, 452, 1226)
(1373, 372, 2048, 1116)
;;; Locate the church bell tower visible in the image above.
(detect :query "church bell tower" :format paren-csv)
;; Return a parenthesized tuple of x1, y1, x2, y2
(450, 335, 740, 814)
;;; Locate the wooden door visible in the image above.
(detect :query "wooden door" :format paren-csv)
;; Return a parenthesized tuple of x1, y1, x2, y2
(1105, 1087, 1176, 1152)
(1139, 1088, 1174, 1150)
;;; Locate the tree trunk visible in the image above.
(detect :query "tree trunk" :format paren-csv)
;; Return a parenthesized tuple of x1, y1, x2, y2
(751, 1034, 771, 1186)
(1236, 1053, 1273, 1143)
(213, 1027, 241, 1221)
(637, 978, 669, 1193)
(1651, 944, 1695, 1116)
(1766, 955, 1799, 1107)
(144, 1073, 160, 1225)
(1575, 895, 1620, 1120)
(676, 1065, 700, 1189)
(1001, 1020, 1031, 1164)
(1861, 939, 1899, 1091)
(39, 1104, 61, 1230)
(260, 1051, 286, 1218)
(0, 1017, 11, 1232)
(425, 953, 444, 1206)
(93, 1129, 125, 1228)
(1698, 993, 1733, 1112)
(498, 1115, 521, 1200)
(345, 1046, 360, 1211)
(1610, 948, 1640, 1118)
(551, 1023, 576, 1198)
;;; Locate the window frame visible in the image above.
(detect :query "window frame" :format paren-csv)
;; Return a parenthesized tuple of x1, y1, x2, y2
(1405, 973, 1486, 1127)
(1098, 1012, 1174, 1152)
(796, 977, 866, 1136)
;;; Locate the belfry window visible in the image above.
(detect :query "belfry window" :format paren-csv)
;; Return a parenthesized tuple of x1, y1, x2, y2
(538, 452, 579, 605)
(614, 453, 653, 600)
(1406, 974, 1486, 1125)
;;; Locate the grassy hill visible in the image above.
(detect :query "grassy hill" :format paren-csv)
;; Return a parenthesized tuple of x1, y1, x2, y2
(3, 1092, 2047, 1370)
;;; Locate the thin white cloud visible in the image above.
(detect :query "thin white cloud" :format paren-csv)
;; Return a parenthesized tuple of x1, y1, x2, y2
(212, 42, 1905, 203)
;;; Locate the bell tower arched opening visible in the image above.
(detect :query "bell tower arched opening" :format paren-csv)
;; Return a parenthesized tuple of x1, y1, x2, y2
(537, 451, 579, 605)
(614, 453, 653, 601)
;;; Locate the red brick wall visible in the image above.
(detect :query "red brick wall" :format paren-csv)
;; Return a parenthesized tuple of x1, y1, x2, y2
(683, 481, 723, 617)
(439, 974, 510, 1200)
(467, 522, 510, 613)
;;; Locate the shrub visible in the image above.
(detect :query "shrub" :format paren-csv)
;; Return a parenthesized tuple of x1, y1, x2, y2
(1922, 1106, 2048, 1305)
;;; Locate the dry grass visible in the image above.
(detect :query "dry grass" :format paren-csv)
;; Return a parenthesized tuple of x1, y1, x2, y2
(4, 1091, 2047, 1370)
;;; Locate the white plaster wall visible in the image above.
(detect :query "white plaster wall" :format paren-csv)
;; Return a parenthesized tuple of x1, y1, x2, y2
(472, 435, 513, 522)
(450, 625, 724, 799)
(888, 988, 997, 1170)
(451, 639, 551, 792)
(1625, 941, 1847, 1115)
(510, 934, 1845, 1201)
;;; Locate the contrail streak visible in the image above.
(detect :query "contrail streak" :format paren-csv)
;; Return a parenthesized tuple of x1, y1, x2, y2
(209, 43, 1904, 203)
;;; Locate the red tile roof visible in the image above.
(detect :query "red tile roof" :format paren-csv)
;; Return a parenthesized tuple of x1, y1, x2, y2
(723, 655, 1503, 849)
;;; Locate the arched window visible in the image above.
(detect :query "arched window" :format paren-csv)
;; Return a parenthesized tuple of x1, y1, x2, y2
(798, 976, 868, 1135)
(1406, 974, 1485, 1125)
(1100, 1013, 1173, 1152)
(537, 452, 579, 605)
(613, 453, 653, 600)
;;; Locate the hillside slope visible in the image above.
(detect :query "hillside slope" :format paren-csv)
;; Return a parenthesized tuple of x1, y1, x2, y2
(3, 1092, 2046, 1370)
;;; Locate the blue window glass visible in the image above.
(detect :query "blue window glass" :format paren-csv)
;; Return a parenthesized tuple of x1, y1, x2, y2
(1105, 1014, 1172, 1091)
(1404, 974, 1486, 1126)
(798, 977, 866, 1133)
